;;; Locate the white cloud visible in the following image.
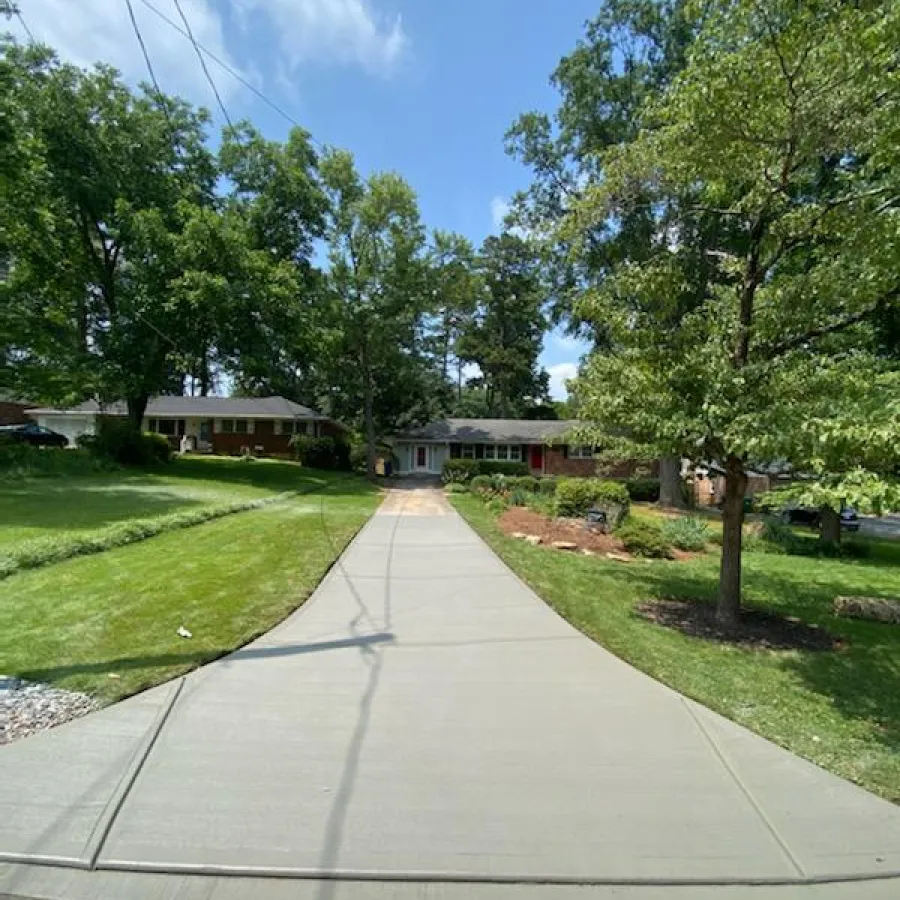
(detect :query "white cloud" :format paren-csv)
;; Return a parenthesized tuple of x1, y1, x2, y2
(549, 328, 592, 356)
(491, 196, 510, 231)
(238, 0, 407, 75)
(9, 0, 244, 113)
(547, 362, 578, 400)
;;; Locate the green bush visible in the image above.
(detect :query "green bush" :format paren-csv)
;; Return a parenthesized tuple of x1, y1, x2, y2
(513, 475, 539, 493)
(625, 478, 661, 502)
(555, 478, 630, 524)
(486, 496, 509, 515)
(478, 460, 529, 477)
(442, 458, 479, 484)
(508, 487, 531, 507)
(290, 435, 351, 470)
(92, 419, 171, 466)
(660, 516, 709, 551)
(470, 474, 493, 496)
(537, 476, 558, 496)
(444, 482, 467, 494)
(615, 517, 672, 558)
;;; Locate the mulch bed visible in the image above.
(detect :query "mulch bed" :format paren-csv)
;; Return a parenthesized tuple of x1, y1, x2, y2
(498, 506, 626, 555)
(635, 598, 839, 652)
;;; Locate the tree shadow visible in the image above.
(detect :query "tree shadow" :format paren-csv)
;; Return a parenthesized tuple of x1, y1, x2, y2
(612, 555, 900, 755)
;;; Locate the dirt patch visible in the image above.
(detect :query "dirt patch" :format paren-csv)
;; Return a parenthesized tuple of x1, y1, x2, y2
(635, 598, 839, 652)
(498, 507, 627, 555)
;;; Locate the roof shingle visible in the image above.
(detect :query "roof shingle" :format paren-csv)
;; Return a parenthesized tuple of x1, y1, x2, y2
(391, 418, 580, 444)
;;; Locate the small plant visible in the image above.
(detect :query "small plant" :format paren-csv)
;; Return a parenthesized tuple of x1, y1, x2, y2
(660, 516, 709, 551)
(444, 482, 467, 494)
(508, 487, 530, 507)
(486, 496, 509, 515)
(470, 474, 493, 497)
(615, 517, 672, 558)
(537, 477, 558, 496)
(442, 458, 479, 484)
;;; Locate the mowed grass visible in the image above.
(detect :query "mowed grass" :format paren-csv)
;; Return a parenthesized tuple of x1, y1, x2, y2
(0, 456, 332, 555)
(452, 493, 900, 802)
(0, 475, 380, 703)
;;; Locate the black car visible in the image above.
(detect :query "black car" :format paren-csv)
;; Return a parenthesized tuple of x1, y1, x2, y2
(781, 505, 860, 532)
(0, 423, 69, 447)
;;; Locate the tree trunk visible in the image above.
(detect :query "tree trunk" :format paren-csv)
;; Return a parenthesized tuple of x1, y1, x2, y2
(716, 456, 748, 629)
(126, 395, 148, 432)
(820, 505, 841, 544)
(363, 367, 376, 478)
(659, 455, 685, 508)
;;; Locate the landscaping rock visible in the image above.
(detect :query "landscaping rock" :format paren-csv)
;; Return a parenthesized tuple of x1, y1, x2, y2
(552, 541, 578, 551)
(581, 549, 596, 557)
(524, 535, 542, 546)
(511, 532, 527, 539)
(0, 676, 96, 745)
(605, 551, 632, 563)
(834, 595, 900, 625)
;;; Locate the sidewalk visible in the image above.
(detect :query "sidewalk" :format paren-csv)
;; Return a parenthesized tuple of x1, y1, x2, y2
(2, 485, 899, 899)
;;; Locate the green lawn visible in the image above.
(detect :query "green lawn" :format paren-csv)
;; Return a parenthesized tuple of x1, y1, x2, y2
(0, 472, 380, 703)
(452, 493, 900, 802)
(0, 456, 331, 552)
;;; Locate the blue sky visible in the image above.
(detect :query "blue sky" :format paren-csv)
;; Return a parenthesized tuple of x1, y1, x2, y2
(9, 0, 595, 397)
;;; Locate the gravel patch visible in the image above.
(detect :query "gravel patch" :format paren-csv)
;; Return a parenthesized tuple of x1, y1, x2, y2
(0, 676, 97, 745)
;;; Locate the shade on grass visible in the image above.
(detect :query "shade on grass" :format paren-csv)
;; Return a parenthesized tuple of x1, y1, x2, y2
(0, 476, 380, 704)
(0, 456, 333, 553)
(452, 494, 900, 803)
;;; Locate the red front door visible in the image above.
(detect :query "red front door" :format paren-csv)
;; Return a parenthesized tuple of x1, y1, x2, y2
(529, 444, 543, 472)
(416, 445, 427, 468)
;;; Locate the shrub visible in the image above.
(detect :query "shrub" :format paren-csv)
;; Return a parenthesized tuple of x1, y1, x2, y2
(0, 442, 115, 479)
(615, 518, 672, 558)
(470, 474, 493, 496)
(555, 478, 630, 524)
(513, 475, 539, 493)
(290, 435, 351, 470)
(478, 460, 529, 477)
(537, 476, 558, 496)
(625, 478, 661, 502)
(92, 419, 171, 466)
(486, 496, 509, 515)
(660, 516, 710, 551)
(442, 458, 479, 484)
(350, 443, 368, 473)
(444, 482, 467, 494)
(508, 487, 531, 507)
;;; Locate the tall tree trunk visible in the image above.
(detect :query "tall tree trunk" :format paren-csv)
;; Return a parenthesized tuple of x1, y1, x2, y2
(820, 505, 841, 544)
(126, 395, 148, 432)
(363, 376, 376, 478)
(659, 455, 685, 508)
(716, 455, 748, 628)
(199, 353, 210, 397)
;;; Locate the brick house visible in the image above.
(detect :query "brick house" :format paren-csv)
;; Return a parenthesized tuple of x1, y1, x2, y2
(28, 395, 345, 455)
(390, 418, 651, 478)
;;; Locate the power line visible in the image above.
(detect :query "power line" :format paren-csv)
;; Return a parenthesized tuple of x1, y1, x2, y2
(171, 0, 233, 131)
(14, 8, 36, 43)
(136, 0, 318, 142)
(123, 0, 167, 107)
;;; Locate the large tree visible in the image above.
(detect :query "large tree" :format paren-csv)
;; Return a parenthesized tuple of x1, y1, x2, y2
(0, 39, 218, 424)
(507, 0, 699, 503)
(320, 149, 430, 473)
(562, 0, 900, 625)
(456, 234, 549, 417)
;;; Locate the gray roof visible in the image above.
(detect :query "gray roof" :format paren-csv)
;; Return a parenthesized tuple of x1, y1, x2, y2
(30, 395, 324, 419)
(391, 418, 580, 444)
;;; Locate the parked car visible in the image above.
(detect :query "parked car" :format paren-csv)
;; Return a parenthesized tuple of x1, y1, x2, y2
(0, 422, 69, 448)
(781, 504, 859, 532)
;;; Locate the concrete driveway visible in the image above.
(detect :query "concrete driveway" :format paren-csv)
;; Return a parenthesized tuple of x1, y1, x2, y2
(2, 484, 900, 900)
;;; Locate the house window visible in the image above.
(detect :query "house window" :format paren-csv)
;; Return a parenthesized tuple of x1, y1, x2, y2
(508, 445, 522, 461)
(157, 419, 182, 436)
(496, 444, 509, 460)
(569, 445, 595, 460)
(461, 444, 475, 459)
(147, 418, 157, 432)
(482, 444, 521, 461)
(220, 419, 248, 435)
(279, 420, 294, 436)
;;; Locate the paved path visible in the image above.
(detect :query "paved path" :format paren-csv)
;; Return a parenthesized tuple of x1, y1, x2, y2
(2, 485, 900, 900)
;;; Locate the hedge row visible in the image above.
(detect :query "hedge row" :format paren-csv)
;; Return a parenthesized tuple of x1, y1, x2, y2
(442, 458, 529, 483)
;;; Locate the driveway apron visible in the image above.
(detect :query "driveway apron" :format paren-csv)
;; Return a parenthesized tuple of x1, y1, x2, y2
(2, 484, 900, 894)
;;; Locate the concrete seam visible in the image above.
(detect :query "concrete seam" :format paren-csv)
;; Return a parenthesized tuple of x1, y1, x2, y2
(84, 677, 185, 870)
(90, 860, 900, 886)
(681, 697, 807, 879)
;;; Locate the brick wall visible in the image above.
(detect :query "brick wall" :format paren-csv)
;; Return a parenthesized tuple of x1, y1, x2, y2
(545, 448, 597, 477)
(211, 431, 293, 456)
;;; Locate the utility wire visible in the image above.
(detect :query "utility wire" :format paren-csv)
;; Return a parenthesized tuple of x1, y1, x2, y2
(13, 7, 36, 42)
(135, 0, 322, 145)
(171, 0, 233, 131)
(123, 0, 168, 108)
